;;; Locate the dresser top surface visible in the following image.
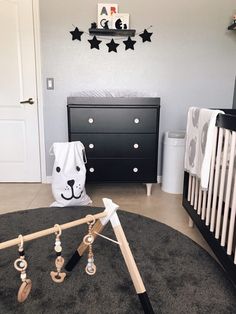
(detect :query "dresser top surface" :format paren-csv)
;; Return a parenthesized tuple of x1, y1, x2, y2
(67, 97, 160, 108)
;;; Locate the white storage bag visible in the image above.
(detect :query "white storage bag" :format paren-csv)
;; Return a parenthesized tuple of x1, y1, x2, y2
(50, 141, 92, 207)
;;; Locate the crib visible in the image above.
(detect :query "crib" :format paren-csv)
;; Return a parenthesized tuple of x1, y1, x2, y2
(182, 109, 236, 286)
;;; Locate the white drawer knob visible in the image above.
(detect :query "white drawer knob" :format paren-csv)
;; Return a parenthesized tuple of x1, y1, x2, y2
(89, 144, 94, 149)
(133, 143, 139, 149)
(133, 167, 138, 173)
(89, 168, 95, 173)
(88, 118, 94, 124)
(134, 118, 140, 124)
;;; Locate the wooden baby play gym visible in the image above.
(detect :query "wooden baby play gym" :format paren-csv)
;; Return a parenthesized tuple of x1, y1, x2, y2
(0, 198, 154, 314)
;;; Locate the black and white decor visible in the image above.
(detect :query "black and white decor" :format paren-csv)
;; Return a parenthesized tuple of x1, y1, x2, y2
(70, 3, 153, 53)
(70, 26, 153, 53)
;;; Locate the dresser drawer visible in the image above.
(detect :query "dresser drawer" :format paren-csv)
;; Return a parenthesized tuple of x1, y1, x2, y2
(69, 108, 157, 133)
(71, 134, 157, 158)
(85, 159, 157, 182)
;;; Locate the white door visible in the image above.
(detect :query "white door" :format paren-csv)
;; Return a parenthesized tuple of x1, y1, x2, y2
(0, 0, 41, 182)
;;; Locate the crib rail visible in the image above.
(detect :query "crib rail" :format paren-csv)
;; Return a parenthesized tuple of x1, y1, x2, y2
(183, 112, 236, 287)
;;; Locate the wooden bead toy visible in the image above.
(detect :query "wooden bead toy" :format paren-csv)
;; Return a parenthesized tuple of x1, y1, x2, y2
(83, 215, 96, 275)
(13, 235, 32, 303)
(50, 224, 66, 283)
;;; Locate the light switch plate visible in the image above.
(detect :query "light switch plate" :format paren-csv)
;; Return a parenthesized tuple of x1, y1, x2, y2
(46, 78, 54, 90)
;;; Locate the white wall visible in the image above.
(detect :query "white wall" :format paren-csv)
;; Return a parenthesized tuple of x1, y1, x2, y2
(39, 0, 236, 175)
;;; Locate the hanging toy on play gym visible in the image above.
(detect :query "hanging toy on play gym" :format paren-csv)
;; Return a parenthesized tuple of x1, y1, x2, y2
(14, 234, 32, 303)
(50, 224, 66, 283)
(83, 215, 96, 275)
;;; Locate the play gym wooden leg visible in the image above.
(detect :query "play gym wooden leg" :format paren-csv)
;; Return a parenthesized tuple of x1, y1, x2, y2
(111, 214, 154, 314)
(65, 220, 104, 272)
(113, 224, 145, 293)
(146, 183, 152, 196)
(65, 198, 154, 314)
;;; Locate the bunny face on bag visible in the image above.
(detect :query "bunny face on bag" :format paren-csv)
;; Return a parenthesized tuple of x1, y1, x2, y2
(50, 142, 92, 207)
(53, 164, 85, 204)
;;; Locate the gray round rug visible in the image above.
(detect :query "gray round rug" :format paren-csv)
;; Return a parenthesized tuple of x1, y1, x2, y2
(0, 206, 235, 314)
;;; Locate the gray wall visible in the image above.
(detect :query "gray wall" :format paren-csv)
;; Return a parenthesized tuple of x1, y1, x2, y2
(40, 0, 236, 176)
(233, 77, 236, 109)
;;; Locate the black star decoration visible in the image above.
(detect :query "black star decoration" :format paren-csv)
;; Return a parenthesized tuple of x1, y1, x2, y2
(88, 36, 102, 50)
(123, 36, 136, 50)
(139, 29, 153, 42)
(70, 27, 84, 41)
(106, 39, 119, 53)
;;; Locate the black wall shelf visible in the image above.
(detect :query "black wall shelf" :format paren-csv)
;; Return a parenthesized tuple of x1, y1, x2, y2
(89, 28, 136, 37)
(228, 22, 236, 30)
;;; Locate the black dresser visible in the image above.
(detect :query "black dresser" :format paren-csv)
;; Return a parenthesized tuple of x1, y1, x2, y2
(67, 97, 160, 195)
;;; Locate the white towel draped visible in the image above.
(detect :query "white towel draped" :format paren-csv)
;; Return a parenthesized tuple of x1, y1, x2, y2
(185, 107, 224, 190)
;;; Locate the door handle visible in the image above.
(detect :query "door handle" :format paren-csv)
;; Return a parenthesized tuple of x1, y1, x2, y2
(20, 98, 34, 105)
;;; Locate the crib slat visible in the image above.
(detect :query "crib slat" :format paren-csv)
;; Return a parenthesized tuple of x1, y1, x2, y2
(194, 178, 199, 210)
(197, 187, 203, 215)
(201, 190, 207, 220)
(210, 128, 224, 232)
(191, 176, 195, 207)
(227, 170, 236, 255)
(215, 129, 230, 239)
(206, 128, 218, 226)
(221, 131, 236, 247)
(188, 175, 192, 202)
(188, 174, 193, 228)
(188, 174, 194, 227)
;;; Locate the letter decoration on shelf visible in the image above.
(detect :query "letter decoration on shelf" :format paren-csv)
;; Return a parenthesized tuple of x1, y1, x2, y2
(69, 2, 153, 53)
(97, 3, 118, 29)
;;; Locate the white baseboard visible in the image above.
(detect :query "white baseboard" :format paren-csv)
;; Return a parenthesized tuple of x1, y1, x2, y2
(46, 176, 162, 184)
(46, 176, 52, 184)
(157, 176, 162, 184)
